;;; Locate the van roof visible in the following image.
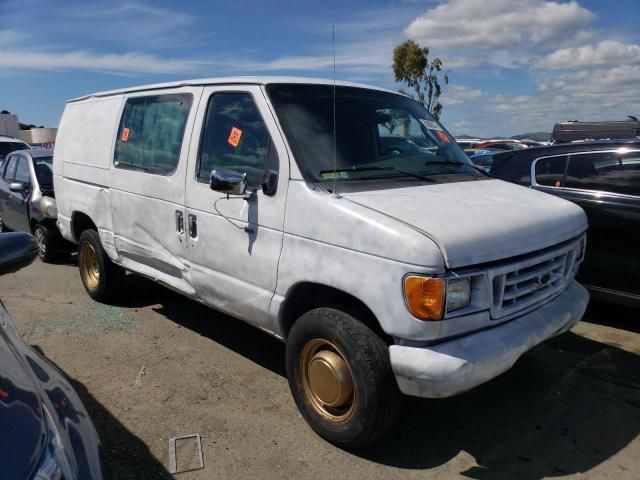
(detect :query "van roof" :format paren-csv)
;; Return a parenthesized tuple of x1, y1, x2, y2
(68, 76, 400, 103)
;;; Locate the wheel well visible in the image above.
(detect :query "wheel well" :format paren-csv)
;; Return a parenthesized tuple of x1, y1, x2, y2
(280, 283, 391, 344)
(71, 212, 97, 242)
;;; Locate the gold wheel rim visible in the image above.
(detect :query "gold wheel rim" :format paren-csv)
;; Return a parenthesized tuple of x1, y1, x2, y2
(300, 339, 355, 422)
(79, 242, 100, 290)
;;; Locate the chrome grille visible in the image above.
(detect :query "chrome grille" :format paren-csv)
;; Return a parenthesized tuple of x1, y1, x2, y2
(489, 236, 584, 319)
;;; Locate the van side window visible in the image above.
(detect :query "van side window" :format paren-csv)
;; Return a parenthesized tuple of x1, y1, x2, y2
(197, 93, 276, 187)
(534, 155, 567, 187)
(566, 151, 640, 196)
(114, 94, 192, 175)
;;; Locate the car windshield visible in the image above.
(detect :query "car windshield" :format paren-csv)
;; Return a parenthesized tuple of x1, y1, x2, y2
(267, 84, 480, 183)
(33, 156, 53, 186)
(0, 142, 30, 162)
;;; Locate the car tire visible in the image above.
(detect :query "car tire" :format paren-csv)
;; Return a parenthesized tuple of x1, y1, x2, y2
(33, 223, 57, 263)
(286, 308, 402, 448)
(78, 229, 125, 302)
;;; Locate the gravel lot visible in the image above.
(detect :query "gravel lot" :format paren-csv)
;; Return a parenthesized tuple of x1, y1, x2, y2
(1, 258, 639, 479)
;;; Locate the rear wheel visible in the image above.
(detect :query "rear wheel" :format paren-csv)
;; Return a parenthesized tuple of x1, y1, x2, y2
(286, 308, 402, 448)
(78, 229, 125, 302)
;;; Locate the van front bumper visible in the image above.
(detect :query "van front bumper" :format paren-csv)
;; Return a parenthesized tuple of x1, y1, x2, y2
(389, 280, 589, 398)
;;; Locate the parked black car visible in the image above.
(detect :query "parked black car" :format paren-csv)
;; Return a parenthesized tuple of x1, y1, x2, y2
(0, 232, 109, 479)
(490, 139, 640, 307)
(0, 148, 73, 261)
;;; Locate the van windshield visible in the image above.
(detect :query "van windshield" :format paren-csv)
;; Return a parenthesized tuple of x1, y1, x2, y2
(267, 84, 480, 183)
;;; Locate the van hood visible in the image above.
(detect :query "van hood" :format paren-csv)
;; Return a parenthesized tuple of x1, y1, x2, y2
(341, 179, 587, 268)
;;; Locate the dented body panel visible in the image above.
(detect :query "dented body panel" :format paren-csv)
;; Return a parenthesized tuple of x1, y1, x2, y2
(54, 76, 589, 399)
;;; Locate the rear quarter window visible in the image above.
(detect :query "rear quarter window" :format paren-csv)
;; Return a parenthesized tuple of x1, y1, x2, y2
(566, 151, 640, 196)
(534, 155, 568, 187)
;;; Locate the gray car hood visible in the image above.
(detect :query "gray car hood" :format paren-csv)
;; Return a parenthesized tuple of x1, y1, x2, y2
(341, 179, 588, 268)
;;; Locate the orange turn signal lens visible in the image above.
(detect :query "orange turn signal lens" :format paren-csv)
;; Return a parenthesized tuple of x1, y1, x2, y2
(404, 276, 445, 321)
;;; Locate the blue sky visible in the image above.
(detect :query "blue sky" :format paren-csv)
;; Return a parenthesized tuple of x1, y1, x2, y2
(1, 0, 639, 136)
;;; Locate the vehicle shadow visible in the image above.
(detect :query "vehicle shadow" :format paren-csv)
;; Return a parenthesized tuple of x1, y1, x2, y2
(31, 345, 173, 480)
(356, 331, 640, 479)
(581, 299, 640, 335)
(119, 276, 640, 479)
(115, 274, 286, 377)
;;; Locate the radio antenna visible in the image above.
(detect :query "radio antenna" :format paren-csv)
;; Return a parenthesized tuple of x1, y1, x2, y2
(332, 24, 338, 197)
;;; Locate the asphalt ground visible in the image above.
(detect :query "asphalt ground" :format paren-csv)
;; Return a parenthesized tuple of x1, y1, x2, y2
(1, 258, 639, 479)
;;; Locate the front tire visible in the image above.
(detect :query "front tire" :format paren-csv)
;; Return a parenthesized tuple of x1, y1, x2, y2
(286, 308, 402, 448)
(34, 223, 56, 262)
(78, 229, 125, 302)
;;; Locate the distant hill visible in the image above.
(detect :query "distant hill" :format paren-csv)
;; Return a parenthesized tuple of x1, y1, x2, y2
(456, 132, 551, 141)
(510, 132, 551, 141)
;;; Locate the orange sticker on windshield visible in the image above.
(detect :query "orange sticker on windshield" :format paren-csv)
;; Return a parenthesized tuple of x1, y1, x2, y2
(228, 127, 242, 147)
(121, 128, 130, 142)
(437, 131, 450, 143)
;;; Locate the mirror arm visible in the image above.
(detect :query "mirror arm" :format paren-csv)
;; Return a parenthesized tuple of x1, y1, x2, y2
(213, 195, 255, 234)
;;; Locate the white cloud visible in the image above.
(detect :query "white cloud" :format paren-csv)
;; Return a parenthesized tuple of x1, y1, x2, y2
(61, 2, 196, 48)
(401, 0, 639, 135)
(237, 37, 397, 76)
(441, 85, 486, 106)
(0, 29, 21, 46)
(0, 50, 211, 75)
(443, 64, 640, 136)
(406, 0, 593, 51)
(536, 40, 640, 69)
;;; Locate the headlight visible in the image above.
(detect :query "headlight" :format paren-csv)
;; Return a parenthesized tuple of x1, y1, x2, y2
(404, 275, 471, 320)
(40, 197, 58, 219)
(446, 277, 471, 312)
(33, 406, 72, 480)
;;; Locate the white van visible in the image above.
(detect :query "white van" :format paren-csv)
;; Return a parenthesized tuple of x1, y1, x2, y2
(53, 77, 589, 447)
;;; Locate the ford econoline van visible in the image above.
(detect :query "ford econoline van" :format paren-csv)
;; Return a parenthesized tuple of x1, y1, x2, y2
(53, 77, 589, 447)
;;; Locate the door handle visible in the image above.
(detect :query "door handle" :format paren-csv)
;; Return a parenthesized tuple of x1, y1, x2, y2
(175, 210, 184, 235)
(188, 214, 197, 238)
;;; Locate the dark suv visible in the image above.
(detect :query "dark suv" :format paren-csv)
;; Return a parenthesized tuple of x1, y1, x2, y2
(490, 139, 640, 307)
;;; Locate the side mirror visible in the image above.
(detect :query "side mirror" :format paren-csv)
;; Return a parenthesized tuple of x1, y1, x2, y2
(210, 169, 247, 196)
(9, 182, 26, 193)
(0, 232, 40, 276)
(261, 170, 278, 196)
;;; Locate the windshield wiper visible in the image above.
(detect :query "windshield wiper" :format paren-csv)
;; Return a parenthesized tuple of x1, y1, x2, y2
(423, 160, 463, 166)
(468, 163, 493, 177)
(423, 160, 492, 177)
(319, 166, 436, 182)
